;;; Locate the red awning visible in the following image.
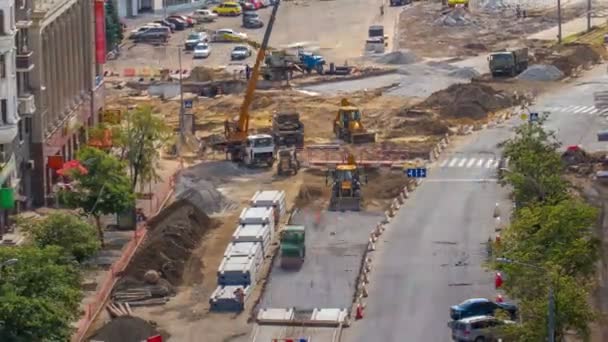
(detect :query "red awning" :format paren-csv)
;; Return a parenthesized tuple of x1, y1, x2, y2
(89, 129, 113, 149)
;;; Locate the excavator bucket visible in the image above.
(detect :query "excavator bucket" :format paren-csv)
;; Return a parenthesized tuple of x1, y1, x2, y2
(329, 195, 361, 212)
(350, 132, 376, 144)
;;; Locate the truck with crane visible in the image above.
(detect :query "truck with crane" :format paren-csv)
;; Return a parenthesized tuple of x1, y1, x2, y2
(216, 0, 283, 167)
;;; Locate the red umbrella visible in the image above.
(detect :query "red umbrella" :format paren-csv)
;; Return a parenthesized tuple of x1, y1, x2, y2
(57, 160, 88, 176)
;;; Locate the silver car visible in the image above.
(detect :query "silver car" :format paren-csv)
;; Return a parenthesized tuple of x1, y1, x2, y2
(448, 315, 514, 342)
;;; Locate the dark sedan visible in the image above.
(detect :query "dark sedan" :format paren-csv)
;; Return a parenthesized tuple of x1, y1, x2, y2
(165, 17, 186, 30)
(450, 298, 518, 321)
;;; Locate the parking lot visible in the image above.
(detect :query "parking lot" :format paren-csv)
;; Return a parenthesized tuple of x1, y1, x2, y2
(107, 0, 402, 74)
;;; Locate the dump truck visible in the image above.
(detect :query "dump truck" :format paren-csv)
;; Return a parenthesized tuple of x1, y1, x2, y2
(333, 98, 376, 144)
(327, 154, 367, 211)
(272, 111, 304, 148)
(488, 48, 529, 77)
(280, 225, 305, 269)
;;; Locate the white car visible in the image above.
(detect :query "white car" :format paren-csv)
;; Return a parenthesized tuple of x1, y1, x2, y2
(192, 9, 218, 23)
(213, 28, 248, 42)
(231, 45, 252, 60)
(193, 43, 211, 58)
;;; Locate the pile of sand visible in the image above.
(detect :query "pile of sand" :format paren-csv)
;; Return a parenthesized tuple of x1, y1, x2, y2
(434, 8, 478, 26)
(91, 316, 164, 342)
(187, 66, 232, 82)
(419, 83, 515, 119)
(539, 43, 602, 76)
(517, 64, 564, 81)
(374, 50, 418, 65)
(122, 198, 217, 286)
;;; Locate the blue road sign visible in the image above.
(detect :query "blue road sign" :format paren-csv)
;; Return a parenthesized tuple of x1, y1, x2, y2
(529, 112, 539, 122)
(406, 168, 427, 178)
(184, 99, 193, 109)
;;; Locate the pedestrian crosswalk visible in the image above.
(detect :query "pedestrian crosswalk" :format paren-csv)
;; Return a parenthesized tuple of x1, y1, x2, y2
(439, 157, 500, 169)
(540, 105, 605, 115)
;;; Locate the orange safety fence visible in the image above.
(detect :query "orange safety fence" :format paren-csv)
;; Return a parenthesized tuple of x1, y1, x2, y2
(71, 166, 182, 342)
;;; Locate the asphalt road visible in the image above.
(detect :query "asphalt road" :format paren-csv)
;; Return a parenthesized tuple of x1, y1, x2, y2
(343, 66, 608, 342)
(260, 209, 383, 310)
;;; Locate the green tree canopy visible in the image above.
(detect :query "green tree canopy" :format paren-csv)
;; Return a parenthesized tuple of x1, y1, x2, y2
(19, 212, 101, 263)
(105, 0, 123, 51)
(60, 147, 135, 245)
(0, 246, 82, 341)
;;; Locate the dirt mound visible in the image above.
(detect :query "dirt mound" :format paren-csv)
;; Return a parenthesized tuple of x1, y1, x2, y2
(175, 172, 236, 215)
(540, 43, 602, 76)
(295, 183, 326, 207)
(517, 64, 564, 81)
(420, 83, 515, 119)
(90, 316, 165, 342)
(374, 50, 418, 65)
(123, 198, 218, 286)
(187, 66, 231, 82)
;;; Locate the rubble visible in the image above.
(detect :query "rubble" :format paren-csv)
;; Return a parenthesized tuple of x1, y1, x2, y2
(517, 64, 564, 81)
(434, 8, 477, 27)
(90, 316, 164, 342)
(373, 50, 418, 65)
(175, 174, 236, 215)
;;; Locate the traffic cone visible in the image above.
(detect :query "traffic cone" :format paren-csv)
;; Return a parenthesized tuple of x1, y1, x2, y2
(355, 303, 364, 319)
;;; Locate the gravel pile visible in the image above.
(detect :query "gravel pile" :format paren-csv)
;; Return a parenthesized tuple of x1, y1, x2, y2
(477, 0, 508, 12)
(516, 64, 564, 81)
(374, 50, 418, 65)
(434, 8, 477, 26)
(447, 67, 480, 79)
(91, 316, 164, 342)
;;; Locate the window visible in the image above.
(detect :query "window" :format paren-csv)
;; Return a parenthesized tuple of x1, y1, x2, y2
(0, 10, 4, 35)
(0, 54, 5, 78)
(1, 99, 7, 124)
(18, 120, 23, 142)
(25, 117, 31, 134)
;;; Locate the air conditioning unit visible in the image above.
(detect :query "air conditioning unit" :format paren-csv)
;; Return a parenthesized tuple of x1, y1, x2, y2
(25, 160, 35, 170)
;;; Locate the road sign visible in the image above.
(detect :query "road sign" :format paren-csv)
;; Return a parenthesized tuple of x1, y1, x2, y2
(184, 99, 193, 109)
(406, 168, 427, 178)
(529, 112, 539, 122)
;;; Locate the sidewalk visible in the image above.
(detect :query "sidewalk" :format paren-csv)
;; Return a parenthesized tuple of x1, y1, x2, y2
(73, 158, 182, 342)
(528, 16, 606, 41)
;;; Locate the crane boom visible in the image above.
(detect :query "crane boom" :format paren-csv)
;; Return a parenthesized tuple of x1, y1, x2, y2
(232, 0, 281, 141)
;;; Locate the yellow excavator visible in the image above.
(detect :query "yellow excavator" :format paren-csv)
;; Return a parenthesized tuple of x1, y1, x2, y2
(333, 98, 376, 144)
(326, 154, 367, 211)
(218, 0, 281, 167)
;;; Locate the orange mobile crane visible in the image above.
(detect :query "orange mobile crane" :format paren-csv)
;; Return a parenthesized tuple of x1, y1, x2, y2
(220, 0, 282, 167)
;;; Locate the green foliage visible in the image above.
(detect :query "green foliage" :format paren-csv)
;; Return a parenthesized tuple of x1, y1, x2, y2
(111, 105, 170, 191)
(0, 246, 81, 341)
(19, 212, 101, 263)
(502, 115, 569, 206)
(105, 0, 123, 51)
(59, 147, 135, 243)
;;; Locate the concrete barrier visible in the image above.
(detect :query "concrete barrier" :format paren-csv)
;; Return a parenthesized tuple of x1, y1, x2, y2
(367, 239, 376, 251)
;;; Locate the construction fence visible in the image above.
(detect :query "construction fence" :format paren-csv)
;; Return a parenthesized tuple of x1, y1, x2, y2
(71, 165, 181, 342)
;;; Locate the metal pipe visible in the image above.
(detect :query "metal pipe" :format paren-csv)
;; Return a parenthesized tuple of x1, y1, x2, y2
(557, 0, 562, 43)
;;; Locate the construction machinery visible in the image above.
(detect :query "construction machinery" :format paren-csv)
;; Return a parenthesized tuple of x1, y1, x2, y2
(365, 25, 388, 54)
(279, 225, 306, 269)
(261, 48, 325, 81)
(488, 48, 529, 77)
(219, 0, 281, 167)
(447, 0, 469, 8)
(326, 154, 367, 211)
(272, 111, 304, 148)
(333, 98, 376, 144)
(276, 147, 300, 176)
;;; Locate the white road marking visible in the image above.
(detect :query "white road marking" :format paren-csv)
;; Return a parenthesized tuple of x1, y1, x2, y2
(458, 158, 467, 167)
(485, 159, 495, 168)
(564, 105, 578, 112)
(425, 179, 498, 183)
(589, 108, 599, 114)
(581, 106, 595, 113)
(490, 160, 500, 168)
(574, 106, 589, 113)
(439, 159, 449, 167)
(466, 158, 476, 168)
(476, 159, 484, 167)
(448, 158, 459, 167)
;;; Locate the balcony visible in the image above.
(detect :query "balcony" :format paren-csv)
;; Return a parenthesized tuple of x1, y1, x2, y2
(0, 124, 18, 145)
(18, 93, 36, 115)
(16, 50, 34, 72)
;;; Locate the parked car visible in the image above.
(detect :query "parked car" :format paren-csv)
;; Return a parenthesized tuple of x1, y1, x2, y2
(450, 298, 518, 321)
(168, 15, 194, 27)
(193, 43, 211, 58)
(247, 0, 263, 9)
(166, 17, 186, 30)
(212, 2, 242, 16)
(212, 28, 248, 42)
(231, 45, 252, 60)
(154, 19, 175, 32)
(238, 1, 255, 11)
(448, 315, 515, 342)
(242, 13, 263, 29)
(134, 26, 171, 43)
(129, 23, 162, 39)
(191, 9, 218, 23)
(260, 0, 272, 7)
(185, 32, 209, 50)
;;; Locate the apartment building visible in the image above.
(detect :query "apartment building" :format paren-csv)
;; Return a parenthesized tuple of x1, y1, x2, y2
(28, 0, 105, 206)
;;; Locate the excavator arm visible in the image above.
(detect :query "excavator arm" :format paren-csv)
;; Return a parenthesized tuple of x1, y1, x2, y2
(228, 0, 282, 144)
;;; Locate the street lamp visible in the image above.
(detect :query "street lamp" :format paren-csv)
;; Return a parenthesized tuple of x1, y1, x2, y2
(496, 257, 555, 342)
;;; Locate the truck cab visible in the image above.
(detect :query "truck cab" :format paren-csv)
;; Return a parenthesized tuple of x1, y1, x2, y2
(365, 25, 388, 53)
(245, 134, 275, 166)
(488, 48, 528, 77)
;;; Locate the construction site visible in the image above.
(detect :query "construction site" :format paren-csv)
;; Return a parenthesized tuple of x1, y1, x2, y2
(83, 0, 608, 341)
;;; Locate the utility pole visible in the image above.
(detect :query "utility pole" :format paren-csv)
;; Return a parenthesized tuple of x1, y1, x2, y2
(557, 0, 562, 43)
(163, 0, 167, 19)
(177, 47, 185, 147)
(587, 0, 592, 31)
(548, 285, 556, 342)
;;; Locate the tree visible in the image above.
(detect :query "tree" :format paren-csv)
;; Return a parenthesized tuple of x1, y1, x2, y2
(105, 0, 123, 52)
(59, 147, 135, 245)
(19, 212, 101, 263)
(0, 246, 82, 341)
(502, 115, 569, 206)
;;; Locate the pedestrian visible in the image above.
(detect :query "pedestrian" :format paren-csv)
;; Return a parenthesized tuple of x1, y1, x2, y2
(515, 5, 521, 18)
(245, 64, 251, 80)
(380, 4, 384, 16)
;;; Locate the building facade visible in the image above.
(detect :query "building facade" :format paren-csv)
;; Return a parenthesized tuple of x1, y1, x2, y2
(0, 0, 32, 234)
(28, 0, 105, 206)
